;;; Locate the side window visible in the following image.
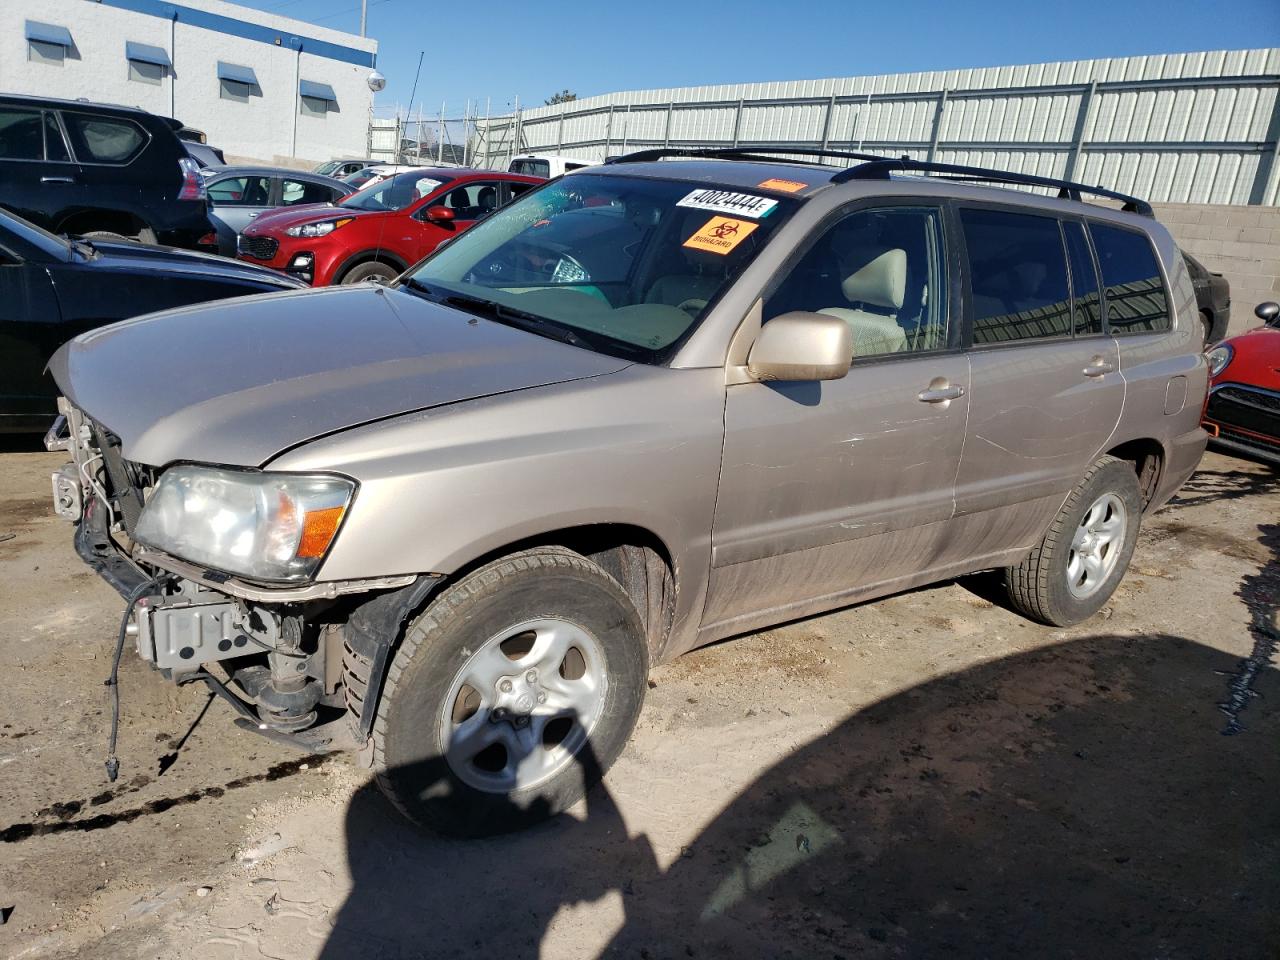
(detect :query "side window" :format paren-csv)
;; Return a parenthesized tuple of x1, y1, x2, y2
(1090, 223, 1171, 334)
(62, 113, 147, 164)
(765, 206, 948, 358)
(208, 176, 271, 206)
(0, 108, 44, 160)
(1063, 221, 1102, 336)
(281, 179, 334, 206)
(43, 112, 70, 162)
(438, 182, 502, 220)
(506, 180, 538, 202)
(960, 207, 1072, 344)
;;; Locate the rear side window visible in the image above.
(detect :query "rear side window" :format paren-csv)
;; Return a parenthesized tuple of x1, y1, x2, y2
(209, 175, 271, 206)
(1090, 223, 1170, 334)
(0, 107, 43, 160)
(1063, 221, 1103, 336)
(510, 158, 550, 178)
(62, 113, 147, 164)
(281, 178, 338, 205)
(960, 208, 1072, 344)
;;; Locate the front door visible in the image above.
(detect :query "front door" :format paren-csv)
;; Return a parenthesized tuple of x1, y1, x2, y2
(705, 203, 969, 631)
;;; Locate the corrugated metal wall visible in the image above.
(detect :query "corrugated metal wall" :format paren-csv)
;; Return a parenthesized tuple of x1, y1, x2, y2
(473, 48, 1280, 205)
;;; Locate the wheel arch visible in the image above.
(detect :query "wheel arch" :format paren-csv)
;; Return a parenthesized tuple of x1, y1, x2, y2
(340, 523, 677, 746)
(56, 208, 151, 238)
(333, 248, 410, 283)
(1105, 437, 1165, 510)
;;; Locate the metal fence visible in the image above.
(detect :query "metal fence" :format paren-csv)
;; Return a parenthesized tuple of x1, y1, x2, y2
(466, 48, 1280, 205)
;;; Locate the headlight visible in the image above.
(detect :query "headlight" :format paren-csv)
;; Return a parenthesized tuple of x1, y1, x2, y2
(1206, 344, 1233, 377)
(134, 466, 355, 582)
(285, 217, 352, 238)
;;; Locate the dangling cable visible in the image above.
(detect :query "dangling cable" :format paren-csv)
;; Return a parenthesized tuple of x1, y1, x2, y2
(104, 574, 167, 782)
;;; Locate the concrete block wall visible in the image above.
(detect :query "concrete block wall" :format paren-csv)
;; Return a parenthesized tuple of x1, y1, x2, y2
(1154, 203, 1280, 336)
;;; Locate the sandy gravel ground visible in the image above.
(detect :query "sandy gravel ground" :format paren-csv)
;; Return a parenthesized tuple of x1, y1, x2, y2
(1, 444, 1276, 960)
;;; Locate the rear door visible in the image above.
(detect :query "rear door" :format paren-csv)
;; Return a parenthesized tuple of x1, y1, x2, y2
(950, 205, 1124, 551)
(0, 106, 76, 229)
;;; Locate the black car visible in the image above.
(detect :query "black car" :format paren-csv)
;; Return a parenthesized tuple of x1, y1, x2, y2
(0, 210, 304, 432)
(1183, 251, 1231, 344)
(0, 94, 213, 250)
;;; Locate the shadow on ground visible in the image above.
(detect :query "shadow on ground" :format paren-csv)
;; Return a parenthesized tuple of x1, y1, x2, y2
(323, 611, 1279, 958)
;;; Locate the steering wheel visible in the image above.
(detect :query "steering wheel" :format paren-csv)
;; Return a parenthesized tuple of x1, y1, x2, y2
(676, 298, 708, 316)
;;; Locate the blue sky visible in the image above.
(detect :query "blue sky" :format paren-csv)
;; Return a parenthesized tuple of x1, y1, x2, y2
(237, 0, 1280, 118)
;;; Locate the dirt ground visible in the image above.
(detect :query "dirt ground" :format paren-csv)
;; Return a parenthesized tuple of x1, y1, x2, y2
(1, 442, 1276, 960)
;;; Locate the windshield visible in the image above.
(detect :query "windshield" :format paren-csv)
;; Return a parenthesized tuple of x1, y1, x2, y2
(0, 208, 72, 259)
(340, 171, 451, 212)
(405, 172, 797, 363)
(315, 160, 340, 176)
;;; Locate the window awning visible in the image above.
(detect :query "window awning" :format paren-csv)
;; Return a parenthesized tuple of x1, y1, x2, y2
(299, 80, 337, 102)
(126, 41, 171, 67)
(26, 20, 73, 47)
(216, 61, 258, 86)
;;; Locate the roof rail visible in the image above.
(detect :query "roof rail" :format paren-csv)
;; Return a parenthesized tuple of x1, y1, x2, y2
(834, 157, 1153, 217)
(604, 145, 890, 167)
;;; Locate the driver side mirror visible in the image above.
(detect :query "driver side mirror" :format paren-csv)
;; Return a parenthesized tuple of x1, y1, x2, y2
(423, 205, 455, 223)
(1256, 301, 1279, 327)
(747, 312, 853, 382)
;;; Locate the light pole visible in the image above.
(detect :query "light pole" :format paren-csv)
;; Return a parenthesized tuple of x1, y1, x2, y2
(360, 0, 367, 37)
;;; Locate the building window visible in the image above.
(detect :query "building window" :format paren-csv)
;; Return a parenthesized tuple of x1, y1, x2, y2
(126, 42, 170, 86)
(300, 95, 329, 118)
(129, 60, 164, 85)
(25, 20, 73, 65)
(298, 80, 338, 118)
(216, 62, 260, 103)
(220, 79, 252, 103)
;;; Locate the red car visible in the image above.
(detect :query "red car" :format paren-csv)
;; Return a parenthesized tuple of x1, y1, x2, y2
(1202, 301, 1280, 465)
(236, 168, 543, 285)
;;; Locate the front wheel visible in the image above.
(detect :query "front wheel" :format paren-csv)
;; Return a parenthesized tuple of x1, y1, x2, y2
(1003, 455, 1142, 626)
(339, 260, 399, 284)
(368, 547, 648, 836)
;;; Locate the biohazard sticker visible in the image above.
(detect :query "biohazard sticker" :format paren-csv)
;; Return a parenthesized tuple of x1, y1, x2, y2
(683, 216, 759, 255)
(676, 188, 777, 219)
(757, 178, 807, 193)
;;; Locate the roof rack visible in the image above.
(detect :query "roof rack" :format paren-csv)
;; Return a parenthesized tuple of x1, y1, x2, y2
(604, 145, 889, 167)
(603, 144, 1153, 217)
(834, 157, 1153, 216)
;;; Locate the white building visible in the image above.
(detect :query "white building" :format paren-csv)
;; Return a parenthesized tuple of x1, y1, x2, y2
(0, 0, 378, 165)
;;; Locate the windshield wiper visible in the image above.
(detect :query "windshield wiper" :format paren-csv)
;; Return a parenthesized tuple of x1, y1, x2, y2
(404, 282, 589, 349)
(66, 236, 96, 259)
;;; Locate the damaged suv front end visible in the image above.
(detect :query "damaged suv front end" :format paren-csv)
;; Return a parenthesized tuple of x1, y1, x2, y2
(49, 397, 433, 753)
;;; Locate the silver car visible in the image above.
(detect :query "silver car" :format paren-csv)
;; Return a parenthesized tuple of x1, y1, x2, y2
(48, 148, 1208, 835)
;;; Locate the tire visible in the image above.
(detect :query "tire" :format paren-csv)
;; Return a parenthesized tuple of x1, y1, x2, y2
(1200, 309, 1214, 345)
(80, 228, 157, 245)
(368, 547, 648, 836)
(1003, 455, 1142, 627)
(339, 260, 399, 284)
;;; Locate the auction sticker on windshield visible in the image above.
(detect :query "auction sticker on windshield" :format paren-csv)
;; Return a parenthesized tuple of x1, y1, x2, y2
(683, 216, 759, 254)
(677, 189, 777, 219)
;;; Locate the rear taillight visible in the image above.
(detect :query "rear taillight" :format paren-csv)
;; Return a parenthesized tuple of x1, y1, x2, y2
(178, 157, 206, 201)
(196, 231, 217, 247)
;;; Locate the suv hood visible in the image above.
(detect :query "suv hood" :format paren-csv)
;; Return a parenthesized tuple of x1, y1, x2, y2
(50, 286, 631, 467)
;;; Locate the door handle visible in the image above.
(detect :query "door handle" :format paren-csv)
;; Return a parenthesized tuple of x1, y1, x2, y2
(1083, 357, 1115, 378)
(248, 212, 259, 217)
(41, 176, 74, 184)
(917, 383, 966, 403)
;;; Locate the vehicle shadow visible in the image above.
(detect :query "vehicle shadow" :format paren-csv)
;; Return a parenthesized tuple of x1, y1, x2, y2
(322, 617, 1279, 958)
(1161, 464, 1279, 513)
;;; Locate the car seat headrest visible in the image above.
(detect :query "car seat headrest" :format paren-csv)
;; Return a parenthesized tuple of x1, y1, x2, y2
(842, 249, 906, 310)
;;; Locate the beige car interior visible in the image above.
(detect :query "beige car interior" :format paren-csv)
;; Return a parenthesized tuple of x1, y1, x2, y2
(818, 249, 910, 356)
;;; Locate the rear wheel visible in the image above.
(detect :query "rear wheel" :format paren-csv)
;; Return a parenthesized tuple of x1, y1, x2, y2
(1200, 309, 1214, 346)
(368, 547, 648, 836)
(340, 260, 399, 284)
(1003, 456, 1142, 626)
